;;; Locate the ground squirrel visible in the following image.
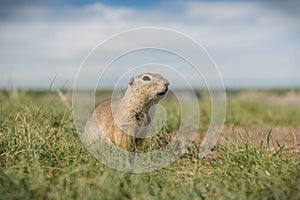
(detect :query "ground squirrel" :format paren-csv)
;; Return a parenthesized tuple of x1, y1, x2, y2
(83, 73, 169, 150)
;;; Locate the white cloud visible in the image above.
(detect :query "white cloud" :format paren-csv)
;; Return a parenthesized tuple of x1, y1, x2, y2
(183, 1, 260, 22)
(0, 1, 299, 88)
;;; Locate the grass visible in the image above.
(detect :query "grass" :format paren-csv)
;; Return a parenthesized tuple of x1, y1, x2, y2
(0, 89, 299, 199)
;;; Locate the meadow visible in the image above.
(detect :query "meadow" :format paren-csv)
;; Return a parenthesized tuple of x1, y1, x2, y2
(0, 89, 299, 199)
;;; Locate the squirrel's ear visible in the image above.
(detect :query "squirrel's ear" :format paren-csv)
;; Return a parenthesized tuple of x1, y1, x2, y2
(129, 77, 134, 85)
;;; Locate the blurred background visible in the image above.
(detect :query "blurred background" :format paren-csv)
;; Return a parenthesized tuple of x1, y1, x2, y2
(0, 0, 299, 89)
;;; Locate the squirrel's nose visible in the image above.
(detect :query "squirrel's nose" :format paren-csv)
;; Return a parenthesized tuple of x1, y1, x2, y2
(164, 81, 169, 87)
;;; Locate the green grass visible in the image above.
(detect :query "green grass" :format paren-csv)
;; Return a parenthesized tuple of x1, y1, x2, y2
(0, 89, 299, 199)
(225, 99, 300, 126)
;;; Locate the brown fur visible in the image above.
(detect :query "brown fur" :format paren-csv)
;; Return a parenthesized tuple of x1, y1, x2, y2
(83, 73, 169, 150)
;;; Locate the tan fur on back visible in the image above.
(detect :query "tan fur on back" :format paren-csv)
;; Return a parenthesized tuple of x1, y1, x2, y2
(83, 73, 169, 150)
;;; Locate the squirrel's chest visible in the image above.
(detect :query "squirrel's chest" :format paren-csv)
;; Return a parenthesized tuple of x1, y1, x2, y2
(132, 111, 150, 126)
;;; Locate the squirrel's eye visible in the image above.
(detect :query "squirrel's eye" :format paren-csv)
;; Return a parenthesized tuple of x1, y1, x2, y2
(142, 75, 151, 81)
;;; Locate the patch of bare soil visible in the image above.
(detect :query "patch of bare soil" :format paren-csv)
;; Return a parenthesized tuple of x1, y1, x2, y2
(219, 125, 299, 147)
(192, 125, 300, 158)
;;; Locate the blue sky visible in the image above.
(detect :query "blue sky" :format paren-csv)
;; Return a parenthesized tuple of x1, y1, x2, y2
(0, 0, 299, 89)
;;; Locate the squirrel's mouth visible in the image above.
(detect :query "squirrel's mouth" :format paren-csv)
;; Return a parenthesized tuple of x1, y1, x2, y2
(157, 87, 168, 96)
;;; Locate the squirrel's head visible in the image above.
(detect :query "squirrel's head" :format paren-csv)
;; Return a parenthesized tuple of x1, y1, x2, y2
(127, 73, 169, 106)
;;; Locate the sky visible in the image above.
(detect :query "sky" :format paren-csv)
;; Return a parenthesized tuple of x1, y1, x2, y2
(0, 0, 300, 89)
